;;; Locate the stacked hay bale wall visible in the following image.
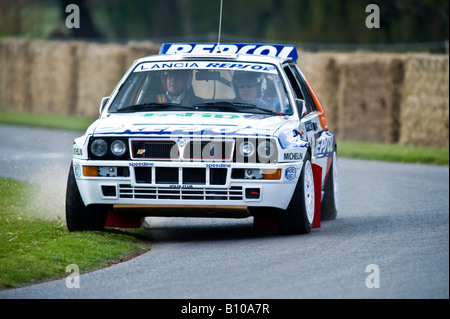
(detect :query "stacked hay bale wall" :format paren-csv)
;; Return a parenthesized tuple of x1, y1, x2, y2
(299, 50, 448, 148)
(300, 52, 406, 144)
(75, 42, 128, 118)
(399, 54, 449, 148)
(0, 38, 161, 118)
(335, 53, 405, 144)
(0, 38, 448, 148)
(29, 40, 79, 115)
(0, 38, 32, 113)
(298, 52, 341, 135)
(125, 41, 161, 68)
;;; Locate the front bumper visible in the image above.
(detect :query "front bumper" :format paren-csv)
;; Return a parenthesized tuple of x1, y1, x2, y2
(73, 159, 302, 214)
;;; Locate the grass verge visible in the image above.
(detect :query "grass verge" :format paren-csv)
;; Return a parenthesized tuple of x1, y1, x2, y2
(0, 110, 95, 132)
(338, 140, 449, 165)
(0, 177, 151, 290)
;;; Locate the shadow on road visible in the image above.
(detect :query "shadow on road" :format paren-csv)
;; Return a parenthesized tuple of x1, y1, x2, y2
(145, 217, 282, 243)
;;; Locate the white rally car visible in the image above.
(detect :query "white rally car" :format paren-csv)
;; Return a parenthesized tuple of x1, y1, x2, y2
(66, 43, 338, 235)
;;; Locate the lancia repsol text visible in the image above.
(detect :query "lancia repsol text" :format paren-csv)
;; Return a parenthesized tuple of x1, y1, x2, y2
(284, 152, 302, 160)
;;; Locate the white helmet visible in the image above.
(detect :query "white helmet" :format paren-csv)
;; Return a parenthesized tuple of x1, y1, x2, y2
(231, 71, 266, 99)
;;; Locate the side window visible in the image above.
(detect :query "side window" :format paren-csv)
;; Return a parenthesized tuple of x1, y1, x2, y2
(283, 65, 303, 100)
(289, 64, 317, 112)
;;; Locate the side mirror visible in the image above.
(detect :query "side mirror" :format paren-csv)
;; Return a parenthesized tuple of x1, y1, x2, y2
(296, 99, 307, 117)
(99, 97, 109, 114)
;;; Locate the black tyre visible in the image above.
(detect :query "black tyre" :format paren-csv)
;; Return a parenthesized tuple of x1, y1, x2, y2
(276, 153, 315, 235)
(321, 151, 338, 220)
(65, 162, 107, 231)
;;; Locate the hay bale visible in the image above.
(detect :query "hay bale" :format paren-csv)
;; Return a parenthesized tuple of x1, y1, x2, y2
(335, 53, 406, 143)
(0, 38, 32, 112)
(75, 42, 128, 117)
(125, 41, 161, 68)
(399, 54, 449, 148)
(298, 51, 343, 134)
(0, 39, 11, 110)
(29, 40, 78, 115)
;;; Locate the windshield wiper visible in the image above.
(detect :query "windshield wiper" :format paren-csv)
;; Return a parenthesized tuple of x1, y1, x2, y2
(192, 101, 279, 115)
(113, 102, 194, 113)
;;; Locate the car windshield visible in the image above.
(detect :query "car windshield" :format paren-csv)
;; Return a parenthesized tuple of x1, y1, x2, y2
(108, 60, 292, 115)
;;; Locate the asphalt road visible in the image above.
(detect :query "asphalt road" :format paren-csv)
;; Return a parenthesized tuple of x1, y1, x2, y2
(0, 124, 448, 299)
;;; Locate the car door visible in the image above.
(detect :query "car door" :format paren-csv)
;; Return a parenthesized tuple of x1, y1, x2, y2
(283, 63, 321, 156)
(283, 62, 334, 186)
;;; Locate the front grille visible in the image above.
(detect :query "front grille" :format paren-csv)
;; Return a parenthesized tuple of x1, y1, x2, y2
(133, 167, 227, 185)
(183, 168, 206, 184)
(129, 137, 277, 163)
(135, 166, 152, 183)
(183, 140, 234, 161)
(155, 167, 179, 184)
(131, 140, 178, 159)
(119, 184, 243, 201)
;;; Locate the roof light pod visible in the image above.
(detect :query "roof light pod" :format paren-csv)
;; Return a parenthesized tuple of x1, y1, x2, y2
(159, 43, 298, 61)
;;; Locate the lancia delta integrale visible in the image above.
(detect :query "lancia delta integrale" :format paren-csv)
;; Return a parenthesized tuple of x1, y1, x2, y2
(65, 43, 338, 235)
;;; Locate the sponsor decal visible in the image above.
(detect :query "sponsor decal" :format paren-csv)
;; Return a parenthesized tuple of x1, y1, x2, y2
(73, 148, 83, 156)
(159, 43, 298, 61)
(170, 184, 193, 189)
(206, 163, 231, 168)
(144, 112, 240, 119)
(315, 131, 335, 158)
(129, 162, 154, 167)
(137, 149, 146, 155)
(285, 166, 297, 181)
(136, 61, 277, 74)
(283, 152, 302, 161)
(304, 121, 316, 132)
(277, 128, 304, 149)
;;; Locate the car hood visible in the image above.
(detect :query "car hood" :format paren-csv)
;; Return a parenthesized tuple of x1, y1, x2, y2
(91, 112, 297, 137)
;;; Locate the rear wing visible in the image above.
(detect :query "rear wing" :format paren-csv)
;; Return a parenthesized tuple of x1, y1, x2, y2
(159, 43, 298, 61)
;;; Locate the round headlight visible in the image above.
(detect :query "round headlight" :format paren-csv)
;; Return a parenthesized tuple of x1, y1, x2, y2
(110, 140, 127, 156)
(257, 140, 275, 159)
(90, 139, 108, 157)
(239, 141, 255, 157)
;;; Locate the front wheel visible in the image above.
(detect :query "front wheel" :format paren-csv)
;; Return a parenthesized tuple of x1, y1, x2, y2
(276, 153, 315, 235)
(65, 162, 107, 231)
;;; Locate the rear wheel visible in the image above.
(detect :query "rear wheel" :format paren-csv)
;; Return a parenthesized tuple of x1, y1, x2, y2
(321, 151, 338, 220)
(65, 162, 107, 231)
(276, 153, 315, 235)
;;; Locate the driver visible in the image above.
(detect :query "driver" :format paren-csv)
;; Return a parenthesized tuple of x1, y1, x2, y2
(156, 69, 202, 104)
(232, 71, 271, 108)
